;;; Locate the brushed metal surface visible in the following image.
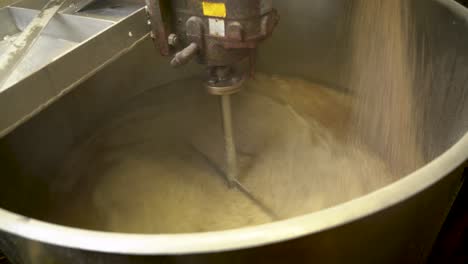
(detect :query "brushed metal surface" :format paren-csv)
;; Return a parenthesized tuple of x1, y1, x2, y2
(0, 0, 67, 90)
(0, 5, 149, 138)
(0, 0, 466, 263)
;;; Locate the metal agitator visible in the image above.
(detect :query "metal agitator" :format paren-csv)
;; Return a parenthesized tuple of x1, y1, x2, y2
(144, 0, 278, 188)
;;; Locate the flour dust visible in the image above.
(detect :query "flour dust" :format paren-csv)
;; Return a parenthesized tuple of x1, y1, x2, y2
(348, 0, 423, 175)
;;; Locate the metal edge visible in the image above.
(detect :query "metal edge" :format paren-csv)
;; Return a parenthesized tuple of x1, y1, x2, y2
(0, 7, 149, 138)
(8, 6, 118, 27)
(0, 0, 466, 256)
(437, 0, 468, 25)
(0, 133, 465, 255)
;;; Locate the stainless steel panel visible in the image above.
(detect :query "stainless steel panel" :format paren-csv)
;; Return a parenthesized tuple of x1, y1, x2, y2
(9, 7, 114, 42)
(0, 6, 150, 138)
(0, 32, 78, 88)
(0, 8, 18, 36)
(0, 0, 466, 263)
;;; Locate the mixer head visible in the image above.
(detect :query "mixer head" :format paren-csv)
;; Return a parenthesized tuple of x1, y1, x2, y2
(145, 0, 279, 95)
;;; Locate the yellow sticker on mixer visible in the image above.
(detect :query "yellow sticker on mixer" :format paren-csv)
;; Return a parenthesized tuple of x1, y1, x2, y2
(202, 2, 226, 18)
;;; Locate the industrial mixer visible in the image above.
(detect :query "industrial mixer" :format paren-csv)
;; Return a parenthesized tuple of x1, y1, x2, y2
(145, 0, 279, 191)
(0, 0, 467, 263)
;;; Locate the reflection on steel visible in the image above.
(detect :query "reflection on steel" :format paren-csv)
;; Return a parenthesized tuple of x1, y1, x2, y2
(0, 5, 149, 138)
(0, 0, 466, 263)
(220, 94, 238, 187)
(61, 0, 94, 13)
(0, 0, 67, 90)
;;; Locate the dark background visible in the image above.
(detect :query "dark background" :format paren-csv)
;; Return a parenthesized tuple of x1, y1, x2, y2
(0, 1, 467, 264)
(428, 2, 467, 263)
(428, 165, 467, 264)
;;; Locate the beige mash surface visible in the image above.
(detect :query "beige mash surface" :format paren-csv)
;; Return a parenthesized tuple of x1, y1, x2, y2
(49, 75, 396, 233)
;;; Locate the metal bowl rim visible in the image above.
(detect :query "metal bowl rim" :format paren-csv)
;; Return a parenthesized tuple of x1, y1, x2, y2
(0, 0, 467, 256)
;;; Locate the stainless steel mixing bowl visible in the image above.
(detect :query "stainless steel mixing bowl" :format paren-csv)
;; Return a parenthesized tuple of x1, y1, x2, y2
(0, 0, 467, 263)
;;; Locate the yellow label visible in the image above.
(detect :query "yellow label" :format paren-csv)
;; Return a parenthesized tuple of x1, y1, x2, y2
(202, 2, 226, 18)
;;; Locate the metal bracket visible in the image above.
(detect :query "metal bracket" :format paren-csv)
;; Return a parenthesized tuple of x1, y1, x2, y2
(145, 0, 171, 56)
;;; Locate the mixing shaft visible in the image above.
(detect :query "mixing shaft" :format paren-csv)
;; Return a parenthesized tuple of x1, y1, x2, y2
(145, 0, 279, 216)
(146, 0, 278, 184)
(206, 65, 245, 185)
(220, 94, 238, 187)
